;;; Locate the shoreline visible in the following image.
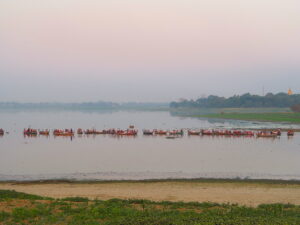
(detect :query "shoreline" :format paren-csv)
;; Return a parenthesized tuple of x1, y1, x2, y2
(195, 116, 300, 125)
(193, 112, 300, 125)
(2, 177, 300, 185)
(1, 179, 300, 206)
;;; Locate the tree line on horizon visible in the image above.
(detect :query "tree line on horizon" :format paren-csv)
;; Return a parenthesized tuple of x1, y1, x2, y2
(170, 93, 300, 109)
(0, 101, 168, 110)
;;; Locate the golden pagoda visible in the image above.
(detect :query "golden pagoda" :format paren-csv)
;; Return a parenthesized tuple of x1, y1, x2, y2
(288, 88, 293, 95)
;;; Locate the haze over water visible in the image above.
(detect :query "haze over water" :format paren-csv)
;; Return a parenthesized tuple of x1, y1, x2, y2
(1, 0, 300, 102)
(1, 110, 300, 181)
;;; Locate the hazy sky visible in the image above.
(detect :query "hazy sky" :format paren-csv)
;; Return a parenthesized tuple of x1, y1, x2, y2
(1, 0, 299, 102)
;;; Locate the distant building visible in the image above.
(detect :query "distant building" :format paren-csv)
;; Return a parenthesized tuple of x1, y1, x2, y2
(288, 88, 293, 95)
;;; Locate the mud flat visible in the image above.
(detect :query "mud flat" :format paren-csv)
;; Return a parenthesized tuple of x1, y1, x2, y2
(1, 179, 300, 206)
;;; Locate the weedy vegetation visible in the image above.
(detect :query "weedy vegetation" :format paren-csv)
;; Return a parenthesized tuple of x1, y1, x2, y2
(0, 189, 300, 225)
(196, 112, 300, 123)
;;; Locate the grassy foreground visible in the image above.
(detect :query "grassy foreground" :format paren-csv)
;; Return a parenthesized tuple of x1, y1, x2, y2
(1, 190, 300, 225)
(196, 112, 300, 123)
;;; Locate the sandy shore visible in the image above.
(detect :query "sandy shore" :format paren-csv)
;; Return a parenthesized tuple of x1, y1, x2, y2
(1, 180, 300, 206)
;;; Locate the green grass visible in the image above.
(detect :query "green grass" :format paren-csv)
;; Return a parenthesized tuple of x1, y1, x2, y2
(61, 197, 89, 202)
(0, 190, 53, 201)
(1, 190, 300, 224)
(196, 112, 300, 123)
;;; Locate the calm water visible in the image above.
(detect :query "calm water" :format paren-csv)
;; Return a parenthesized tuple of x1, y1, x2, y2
(0, 110, 300, 181)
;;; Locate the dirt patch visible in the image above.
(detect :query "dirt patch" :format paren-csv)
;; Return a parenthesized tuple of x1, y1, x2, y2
(0, 199, 34, 213)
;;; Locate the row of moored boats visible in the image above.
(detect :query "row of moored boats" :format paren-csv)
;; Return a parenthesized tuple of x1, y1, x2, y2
(0, 128, 293, 137)
(144, 129, 294, 137)
(21, 128, 139, 136)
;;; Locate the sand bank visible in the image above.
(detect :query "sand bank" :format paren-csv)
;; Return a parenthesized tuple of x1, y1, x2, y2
(1, 180, 300, 206)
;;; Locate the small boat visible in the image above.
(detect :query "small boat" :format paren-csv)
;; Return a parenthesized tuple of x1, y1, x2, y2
(84, 129, 106, 135)
(39, 130, 50, 135)
(93, 130, 106, 135)
(169, 129, 184, 135)
(256, 132, 277, 138)
(232, 130, 243, 136)
(53, 129, 74, 136)
(154, 130, 168, 135)
(224, 130, 234, 136)
(271, 129, 281, 136)
(0, 129, 4, 135)
(98, 129, 111, 134)
(84, 129, 94, 135)
(143, 130, 154, 135)
(214, 130, 232, 136)
(201, 130, 214, 135)
(24, 128, 38, 135)
(287, 130, 294, 136)
(166, 136, 176, 139)
(115, 129, 138, 136)
(232, 130, 254, 136)
(77, 128, 83, 135)
(212, 130, 222, 135)
(188, 130, 201, 135)
(105, 129, 116, 134)
(241, 131, 254, 136)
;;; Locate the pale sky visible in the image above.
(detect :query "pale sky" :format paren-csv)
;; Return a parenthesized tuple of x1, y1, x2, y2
(0, 0, 299, 102)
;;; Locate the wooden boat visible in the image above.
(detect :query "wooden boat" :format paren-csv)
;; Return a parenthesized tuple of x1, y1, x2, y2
(94, 129, 117, 135)
(77, 128, 83, 135)
(84, 129, 93, 135)
(53, 132, 74, 136)
(271, 129, 281, 136)
(212, 130, 222, 135)
(54, 133, 74, 136)
(93, 130, 107, 135)
(39, 130, 50, 135)
(188, 130, 201, 135)
(84, 129, 106, 135)
(105, 129, 116, 134)
(24, 128, 38, 135)
(154, 130, 168, 135)
(256, 132, 277, 138)
(203, 129, 254, 137)
(232, 130, 254, 136)
(169, 129, 184, 135)
(232, 130, 243, 136)
(116, 129, 138, 136)
(201, 130, 214, 135)
(53, 129, 74, 136)
(143, 130, 154, 135)
(224, 130, 234, 136)
(213, 130, 232, 136)
(287, 130, 294, 136)
(241, 131, 255, 136)
(0, 129, 4, 135)
(166, 136, 176, 139)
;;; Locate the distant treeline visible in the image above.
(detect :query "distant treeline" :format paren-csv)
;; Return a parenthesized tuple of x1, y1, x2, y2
(170, 93, 300, 108)
(0, 101, 169, 111)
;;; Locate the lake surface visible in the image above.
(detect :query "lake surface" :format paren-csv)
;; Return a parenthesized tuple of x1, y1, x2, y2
(0, 110, 300, 181)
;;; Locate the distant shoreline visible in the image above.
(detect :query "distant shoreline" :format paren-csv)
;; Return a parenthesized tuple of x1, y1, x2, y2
(193, 112, 300, 124)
